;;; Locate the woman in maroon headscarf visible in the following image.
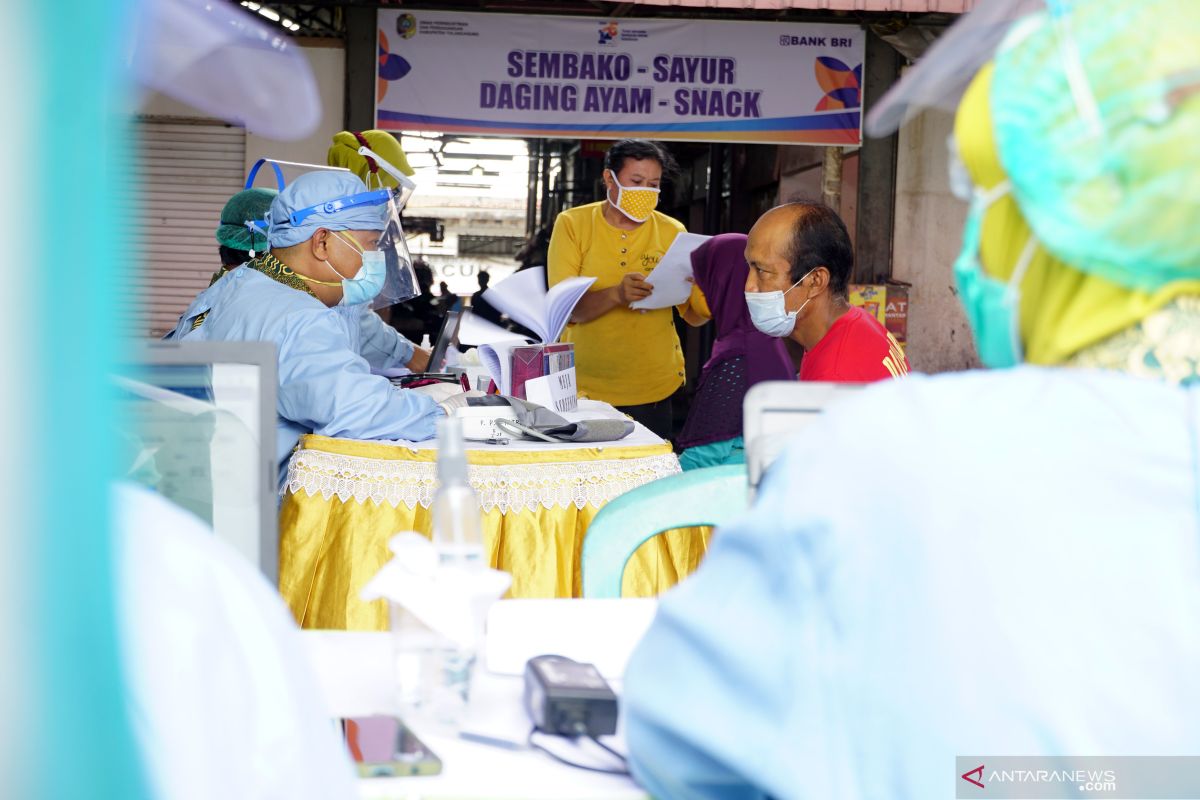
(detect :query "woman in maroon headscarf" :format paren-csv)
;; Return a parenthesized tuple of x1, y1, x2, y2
(677, 233, 796, 470)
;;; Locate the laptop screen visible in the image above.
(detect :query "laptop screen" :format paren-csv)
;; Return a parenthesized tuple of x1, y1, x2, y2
(427, 309, 463, 373)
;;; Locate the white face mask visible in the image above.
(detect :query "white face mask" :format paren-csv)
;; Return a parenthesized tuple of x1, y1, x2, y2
(326, 232, 387, 306)
(744, 270, 814, 338)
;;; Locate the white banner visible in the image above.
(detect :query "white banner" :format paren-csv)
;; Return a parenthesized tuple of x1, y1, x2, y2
(376, 10, 865, 145)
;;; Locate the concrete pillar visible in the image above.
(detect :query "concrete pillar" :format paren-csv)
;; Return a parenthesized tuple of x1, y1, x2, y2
(855, 29, 901, 284)
(343, 7, 375, 131)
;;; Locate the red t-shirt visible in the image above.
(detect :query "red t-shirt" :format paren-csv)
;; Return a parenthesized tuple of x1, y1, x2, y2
(798, 306, 910, 383)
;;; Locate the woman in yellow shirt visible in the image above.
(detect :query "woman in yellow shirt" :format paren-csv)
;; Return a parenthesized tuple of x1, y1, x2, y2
(548, 139, 707, 438)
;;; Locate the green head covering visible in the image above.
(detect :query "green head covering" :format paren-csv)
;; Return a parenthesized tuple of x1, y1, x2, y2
(215, 187, 278, 251)
(991, 0, 1200, 292)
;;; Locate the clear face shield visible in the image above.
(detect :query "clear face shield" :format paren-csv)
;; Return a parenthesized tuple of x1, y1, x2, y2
(356, 144, 416, 210)
(372, 191, 418, 310)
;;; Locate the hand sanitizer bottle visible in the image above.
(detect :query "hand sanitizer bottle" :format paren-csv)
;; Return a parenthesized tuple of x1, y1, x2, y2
(432, 415, 483, 566)
(424, 415, 484, 726)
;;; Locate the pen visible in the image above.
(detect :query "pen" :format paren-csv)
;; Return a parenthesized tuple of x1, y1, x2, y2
(459, 731, 526, 751)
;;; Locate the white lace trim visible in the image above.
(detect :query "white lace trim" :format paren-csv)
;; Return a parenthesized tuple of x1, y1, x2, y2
(284, 449, 682, 512)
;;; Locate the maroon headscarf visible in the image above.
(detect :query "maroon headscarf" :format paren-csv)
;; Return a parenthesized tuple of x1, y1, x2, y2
(677, 233, 795, 449)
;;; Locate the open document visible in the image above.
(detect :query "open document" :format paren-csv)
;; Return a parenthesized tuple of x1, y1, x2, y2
(481, 267, 595, 344)
(630, 232, 710, 310)
(457, 267, 595, 394)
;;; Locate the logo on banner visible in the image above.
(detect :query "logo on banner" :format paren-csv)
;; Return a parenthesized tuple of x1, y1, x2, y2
(598, 21, 618, 44)
(396, 13, 416, 39)
(961, 764, 985, 789)
(377, 30, 412, 102)
(814, 57, 861, 110)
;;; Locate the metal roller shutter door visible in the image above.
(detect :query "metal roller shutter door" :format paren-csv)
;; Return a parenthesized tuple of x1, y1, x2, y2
(119, 118, 246, 337)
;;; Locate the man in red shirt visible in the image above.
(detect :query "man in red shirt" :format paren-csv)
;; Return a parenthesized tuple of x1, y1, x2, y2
(743, 202, 909, 382)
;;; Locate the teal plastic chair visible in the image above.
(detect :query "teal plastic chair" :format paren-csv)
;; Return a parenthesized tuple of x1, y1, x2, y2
(581, 464, 749, 598)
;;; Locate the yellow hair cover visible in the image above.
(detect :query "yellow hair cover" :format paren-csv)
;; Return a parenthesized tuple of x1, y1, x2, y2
(327, 130, 414, 187)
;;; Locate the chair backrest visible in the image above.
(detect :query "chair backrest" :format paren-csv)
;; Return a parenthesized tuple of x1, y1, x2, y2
(581, 464, 748, 599)
(742, 381, 862, 493)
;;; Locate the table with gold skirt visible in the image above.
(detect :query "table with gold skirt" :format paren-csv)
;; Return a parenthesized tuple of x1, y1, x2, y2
(279, 431, 710, 630)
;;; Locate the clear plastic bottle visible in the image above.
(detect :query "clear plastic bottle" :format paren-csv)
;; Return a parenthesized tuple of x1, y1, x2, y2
(422, 415, 485, 728)
(432, 414, 484, 566)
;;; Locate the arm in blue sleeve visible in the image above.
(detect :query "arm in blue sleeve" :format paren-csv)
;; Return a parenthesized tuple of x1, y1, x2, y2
(358, 305, 416, 371)
(276, 309, 441, 442)
(623, 475, 848, 800)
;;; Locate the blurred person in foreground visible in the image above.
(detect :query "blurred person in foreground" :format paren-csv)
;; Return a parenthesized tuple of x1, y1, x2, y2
(624, 1, 1200, 797)
(116, 483, 356, 799)
(675, 234, 795, 470)
(745, 201, 908, 381)
(169, 170, 460, 487)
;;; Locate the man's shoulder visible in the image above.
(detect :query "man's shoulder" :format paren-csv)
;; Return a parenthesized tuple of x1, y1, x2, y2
(839, 306, 890, 342)
(225, 269, 323, 314)
(779, 368, 1175, 479)
(190, 269, 332, 342)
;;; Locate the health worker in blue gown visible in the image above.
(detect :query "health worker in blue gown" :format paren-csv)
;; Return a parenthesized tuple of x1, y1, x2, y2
(170, 170, 454, 486)
(621, 2, 1200, 798)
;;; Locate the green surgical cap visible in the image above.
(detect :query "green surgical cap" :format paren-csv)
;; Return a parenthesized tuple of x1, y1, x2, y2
(991, 0, 1200, 292)
(215, 187, 278, 251)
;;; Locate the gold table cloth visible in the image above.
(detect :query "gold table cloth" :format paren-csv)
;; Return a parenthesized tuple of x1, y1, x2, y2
(279, 433, 710, 630)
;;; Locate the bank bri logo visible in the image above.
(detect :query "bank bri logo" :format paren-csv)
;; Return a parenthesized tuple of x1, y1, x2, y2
(814, 57, 861, 111)
(598, 21, 618, 44)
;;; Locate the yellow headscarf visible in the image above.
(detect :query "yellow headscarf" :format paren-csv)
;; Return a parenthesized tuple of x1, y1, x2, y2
(954, 63, 1200, 366)
(327, 130, 414, 189)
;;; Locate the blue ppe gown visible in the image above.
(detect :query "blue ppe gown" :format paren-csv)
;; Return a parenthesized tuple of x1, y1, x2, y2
(169, 267, 440, 488)
(624, 367, 1200, 799)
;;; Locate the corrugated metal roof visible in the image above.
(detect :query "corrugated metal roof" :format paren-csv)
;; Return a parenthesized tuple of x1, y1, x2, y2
(601, 0, 976, 11)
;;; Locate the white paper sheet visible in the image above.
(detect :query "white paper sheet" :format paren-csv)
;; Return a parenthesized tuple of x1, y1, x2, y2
(630, 232, 710, 310)
(457, 310, 530, 347)
(524, 367, 578, 412)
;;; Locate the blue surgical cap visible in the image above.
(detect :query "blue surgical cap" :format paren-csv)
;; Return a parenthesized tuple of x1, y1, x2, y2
(267, 170, 387, 249)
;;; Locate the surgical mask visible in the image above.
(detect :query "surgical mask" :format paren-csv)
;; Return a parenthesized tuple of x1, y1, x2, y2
(744, 270, 814, 338)
(300, 231, 387, 306)
(606, 171, 660, 223)
(953, 180, 1036, 369)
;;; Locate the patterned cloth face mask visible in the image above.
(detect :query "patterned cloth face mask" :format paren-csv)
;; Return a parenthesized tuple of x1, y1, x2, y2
(607, 171, 660, 223)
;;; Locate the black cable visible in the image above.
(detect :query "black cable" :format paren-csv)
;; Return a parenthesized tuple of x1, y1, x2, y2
(527, 727, 631, 776)
(587, 735, 629, 767)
